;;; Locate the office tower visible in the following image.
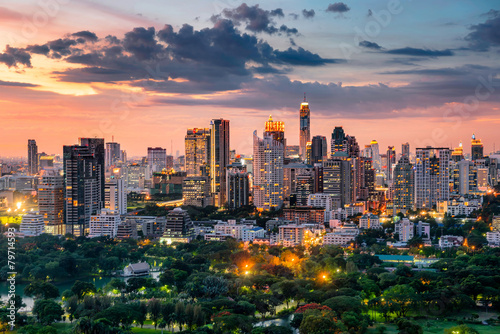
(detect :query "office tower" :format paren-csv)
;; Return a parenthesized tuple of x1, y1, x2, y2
(63, 138, 105, 236)
(105, 178, 127, 215)
(305, 141, 312, 165)
(283, 163, 313, 199)
(265, 115, 286, 146)
(299, 97, 310, 160)
(120, 150, 127, 163)
(147, 147, 167, 172)
(106, 141, 121, 168)
(323, 155, 351, 209)
(28, 139, 38, 175)
(253, 130, 284, 210)
(89, 209, 121, 238)
(331, 126, 346, 155)
(185, 128, 210, 177)
(370, 140, 381, 171)
(458, 160, 477, 195)
(183, 176, 210, 207)
(311, 136, 327, 164)
(38, 168, 64, 235)
(451, 142, 464, 162)
(160, 207, 194, 244)
(401, 142, 410, 159)
(210, 119, 230, 207)
(415, 147, 451, 209)
(393, 156, 414, 214)
(226, 169, 250, 209)
(347, 136, 360, 158)
(386, 146, 396, 182)
(313, 163, 323, 193)
(471, 134, 484, 161)
(361, 157, 375, 200)
(296, 173, 314, 206)
(124, 163, 149, 189)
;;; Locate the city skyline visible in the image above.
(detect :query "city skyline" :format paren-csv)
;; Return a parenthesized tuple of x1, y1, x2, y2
(1, 1, 500, 157)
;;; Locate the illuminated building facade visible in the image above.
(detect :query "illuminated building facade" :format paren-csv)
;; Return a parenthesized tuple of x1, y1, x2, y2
(183, 176, 210, 207)
(253, 131, 284, 210)
(226, 169, 250, 209)
(471, 134, 483, 161)
(393, 156, 414, 214)
(210, 119, 230, 207)
(147, 147, 167, 172)
(415, 147, 451, 209)
(185, 128, 211, 177)
(264, 115, 286, 146)
(451, 142, 464, 162)
(311, 135, 327, 164)
(299, 98, 310, 160)
(38, 168, 64, 235)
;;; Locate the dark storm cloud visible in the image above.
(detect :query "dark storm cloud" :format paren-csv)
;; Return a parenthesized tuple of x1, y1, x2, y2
(385, 47, 454, 57)
(219, 3, 297, 35)
(0, 80, 38, 87)
(25, 44, 50, 55)
(71, 31, 98, 42)
(359, 40, 382, 50)
(0, 46, 31, 67)
(273, 47, 340, 66)
(326, 3, 350, 13)
(465, 10, 500, 51)
(123, 27, 162, 60)
(302, 9, 315, 18)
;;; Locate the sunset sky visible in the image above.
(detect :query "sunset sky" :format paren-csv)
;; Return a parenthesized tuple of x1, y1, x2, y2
(1, 0, 499, 158)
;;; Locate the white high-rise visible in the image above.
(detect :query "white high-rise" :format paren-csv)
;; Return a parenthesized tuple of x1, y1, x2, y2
(105, 178, 127, 215)
(89, 209, 121, 238)
(253, 131, 284, 210)
(415, 147, 451, 209)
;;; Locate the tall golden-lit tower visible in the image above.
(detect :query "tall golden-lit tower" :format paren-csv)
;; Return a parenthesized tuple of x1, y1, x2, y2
(299, 94, 310, 161)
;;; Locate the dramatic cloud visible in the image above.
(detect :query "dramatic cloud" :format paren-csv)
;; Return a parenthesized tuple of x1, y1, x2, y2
(219, 3, 296, 35)
(359, 40, 382, 50)
(302, 9, 315, 18)
(0, 80, 38, 87)
(326, 3, 350, 14)
(0, 46, 31, 67)
(71, 31, 98, 42)
(465, 10, 500, 51)
(273, 47, 340, 66)
(385, 47, 454, 57)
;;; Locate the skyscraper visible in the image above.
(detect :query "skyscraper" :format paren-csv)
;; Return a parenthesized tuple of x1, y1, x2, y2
(147, 147, 167, 172)
(38, 168, 64, 235)
(451, 142, 464, 162)
(265, 115, 286, 146)
(105, 178, 127, 215)
(323, 153, 351, 209)
(311, 135, 327, 164)
(370, 140, 381, 171)
(185, 128, 211, 177)
(471, 134, 484, 161)
(401, 142, 410, 159)
(386, 146, 396, 182)
(106, 141, 121, 168)
(28, 139, 38, 175)
(253, 130, 284, 210)
(210, 119, 230, 207)
(393, 156, 414, 214)
(63, 138, 105, 236)
(331, 126, 346, 155)
(415, 147, 451, 209)
(226, 168, 250, 209)
(299, 96, 310, 161)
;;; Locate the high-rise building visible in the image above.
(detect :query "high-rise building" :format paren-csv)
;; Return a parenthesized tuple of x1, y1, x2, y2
(185, 128, 210, 177)
(323, 153, 351, 208)
(393, 156, 414, 214)
(296, 173, 314, 206)
(28, 139, 38, 175)
(401, 142, 410, 159)
(253, 130, 284, 210)
(226, 169, 250, 209)
(415, 147, 451, 209)
(299, 97, 310, 160)
(38, 168, 64, 235)
(458, 160, 476, 195)
(370, 140, 381, 171)
(386, 146, 396, 182)
(331, 127, 346, 155)
(265, 115, 286, 146)
(147, 147, 167, 172)
(183, 176, 210, 207)
(451, 142, 464, 162)
(395, 218, 414, 242)
(20, 213, 45, 237)
(311, 136, 327, 164)
(105, 178, 127, 215)
(106, 142, 121, 168)
(210, 119, 230, 207)
(160, 207, 194, 244)
(471, 134, 483, 161)
(63, 138, 105, 236)
(305, 141, 312, 165)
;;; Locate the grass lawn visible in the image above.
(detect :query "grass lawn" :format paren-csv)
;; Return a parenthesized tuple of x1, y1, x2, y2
(132, 328, 170, 334)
